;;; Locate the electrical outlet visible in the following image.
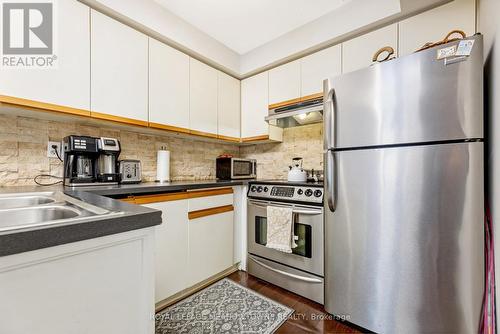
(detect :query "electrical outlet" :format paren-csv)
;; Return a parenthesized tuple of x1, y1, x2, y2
(47, 141, 61, 159)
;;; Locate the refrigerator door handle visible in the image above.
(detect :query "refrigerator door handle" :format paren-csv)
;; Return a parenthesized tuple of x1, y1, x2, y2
(326, 150, 337, 212)
(323, 79, 336, 150)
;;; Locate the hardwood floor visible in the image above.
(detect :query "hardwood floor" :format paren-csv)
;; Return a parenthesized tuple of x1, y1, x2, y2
(227, 271, 363, 334)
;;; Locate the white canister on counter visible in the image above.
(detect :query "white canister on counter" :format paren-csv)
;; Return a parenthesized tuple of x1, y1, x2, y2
(156, 147, 170, 182)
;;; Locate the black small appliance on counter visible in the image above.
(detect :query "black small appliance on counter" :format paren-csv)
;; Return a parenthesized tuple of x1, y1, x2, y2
(63, 135, 121, 186)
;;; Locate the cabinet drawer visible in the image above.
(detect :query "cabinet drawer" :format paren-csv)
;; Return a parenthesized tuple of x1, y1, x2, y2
(187, 188, 234, 212)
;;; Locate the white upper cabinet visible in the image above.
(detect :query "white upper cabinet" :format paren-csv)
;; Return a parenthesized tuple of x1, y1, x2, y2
(342, 24, 398, 73)
(190, 58, 218, 135)
(0, 0, 90, 110)
(399, 0, 476, 56)
(91, 10, 148, 122)
(301, 45, 342, 97)
(149, 38, 190, 130)
(217, 72, 241, 140)
(268, 60, 301, 105)
(241, 72, 269, 138)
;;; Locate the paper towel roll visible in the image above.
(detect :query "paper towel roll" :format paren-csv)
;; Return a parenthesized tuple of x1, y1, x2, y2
(156, 150, 170, 182)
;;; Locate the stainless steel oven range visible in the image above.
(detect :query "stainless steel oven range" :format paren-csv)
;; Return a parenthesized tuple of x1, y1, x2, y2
(247, 181, 324, 304)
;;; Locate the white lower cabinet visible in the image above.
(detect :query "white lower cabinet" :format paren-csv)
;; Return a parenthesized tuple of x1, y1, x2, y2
(187, 191, 234, 284)
(188, 211, 234, 285)
(141, 188, 235, 304)
(143, 199, 190, 303)
(0, 228, 155, 334)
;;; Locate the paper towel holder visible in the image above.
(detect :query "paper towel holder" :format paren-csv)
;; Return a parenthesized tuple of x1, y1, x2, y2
(156, 146, 170, 183)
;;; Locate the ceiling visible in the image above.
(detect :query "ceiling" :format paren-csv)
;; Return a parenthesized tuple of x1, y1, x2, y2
(153, 0, 350, 55)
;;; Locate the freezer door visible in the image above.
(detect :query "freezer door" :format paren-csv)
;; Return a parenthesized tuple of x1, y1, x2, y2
(324, 35, 483, 150)
(324, 142, 484, 333)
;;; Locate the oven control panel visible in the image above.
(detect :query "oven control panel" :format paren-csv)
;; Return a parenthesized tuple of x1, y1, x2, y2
(248, 183, 323, 204)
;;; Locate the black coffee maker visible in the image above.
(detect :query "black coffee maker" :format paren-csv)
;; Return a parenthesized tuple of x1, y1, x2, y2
(63, 135, 121, 186)
(63, 135, 99, 186)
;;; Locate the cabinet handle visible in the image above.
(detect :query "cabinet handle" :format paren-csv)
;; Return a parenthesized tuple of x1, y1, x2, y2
(188, 205, 234, 220)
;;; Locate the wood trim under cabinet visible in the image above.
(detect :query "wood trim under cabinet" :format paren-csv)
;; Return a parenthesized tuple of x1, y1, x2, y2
(0, 95, 91, 117)
(188, 204, 234, 220)
(268, 92, 324, 110)
(187, 187, 233, 198)
(119, 187, 233, 205)
(120, 192, 188, 205)
(301, 92, 324, 101)
(91, 111, 149, 127)
(189, 129, 218, 139)
(217, 134, 241, 142)
(268, 96, 302, 110)
(148, 122, 191, 135)
(241, 135, 270, 142)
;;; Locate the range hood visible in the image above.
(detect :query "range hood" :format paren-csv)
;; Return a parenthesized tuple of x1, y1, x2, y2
(265, 95, 323, 128)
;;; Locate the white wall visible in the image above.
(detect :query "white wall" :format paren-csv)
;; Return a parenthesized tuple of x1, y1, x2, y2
(478, 0, 500, 308)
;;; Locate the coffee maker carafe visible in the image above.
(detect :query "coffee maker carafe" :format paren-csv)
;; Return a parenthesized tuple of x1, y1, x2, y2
(63, 135, 99, 186)
(96, 137, 121, 183)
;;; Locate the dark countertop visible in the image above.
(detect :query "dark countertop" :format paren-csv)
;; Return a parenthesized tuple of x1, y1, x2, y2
(0, 180, 247, 256)
(83, 179, 247, 197)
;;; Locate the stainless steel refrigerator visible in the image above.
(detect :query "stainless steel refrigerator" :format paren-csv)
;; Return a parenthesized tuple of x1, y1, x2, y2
(323, 34, 484, 333)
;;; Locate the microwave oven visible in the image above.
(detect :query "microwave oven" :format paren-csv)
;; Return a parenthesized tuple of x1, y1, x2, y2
(216, 157, 257, 180)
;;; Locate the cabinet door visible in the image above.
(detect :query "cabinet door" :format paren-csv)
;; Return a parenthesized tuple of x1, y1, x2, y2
(143, 200, 189, 303)
(268, 60, 301, 105)
(217, 72, 241, 140)
(301, 45, 342, 97)
(0, 0, 90, 111)
(188, 212, 234, 284)
(241, 72, 269, 138)
(0, 229, 154, 334)
(342, 24, 398, 73)
(91, 10, 148, 123)
(399, 0, 476, 56)
(188, 192, 234, 284)
(149, 38, 190, 131)
(190, 58, 218, 136)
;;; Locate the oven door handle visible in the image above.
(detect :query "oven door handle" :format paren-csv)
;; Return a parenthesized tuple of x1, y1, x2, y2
(249, 202, 322, 215)
(248, 255, 322, 283)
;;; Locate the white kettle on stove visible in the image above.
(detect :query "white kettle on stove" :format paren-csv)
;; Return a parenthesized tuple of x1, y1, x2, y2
(288, 157, 307, 182)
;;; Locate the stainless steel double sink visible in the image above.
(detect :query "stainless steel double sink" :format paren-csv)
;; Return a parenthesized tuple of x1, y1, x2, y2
(0, 191, 122, 234)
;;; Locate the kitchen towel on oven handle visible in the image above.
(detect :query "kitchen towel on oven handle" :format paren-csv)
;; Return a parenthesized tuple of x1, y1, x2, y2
(265, 205, 297, 253)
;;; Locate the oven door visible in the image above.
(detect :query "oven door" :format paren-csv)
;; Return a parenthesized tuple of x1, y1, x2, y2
(247, 199, 324, 276)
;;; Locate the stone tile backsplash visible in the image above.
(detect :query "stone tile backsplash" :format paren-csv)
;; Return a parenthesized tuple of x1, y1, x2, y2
(0, 114, 322, 186)
(240, 123, 323, 180)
